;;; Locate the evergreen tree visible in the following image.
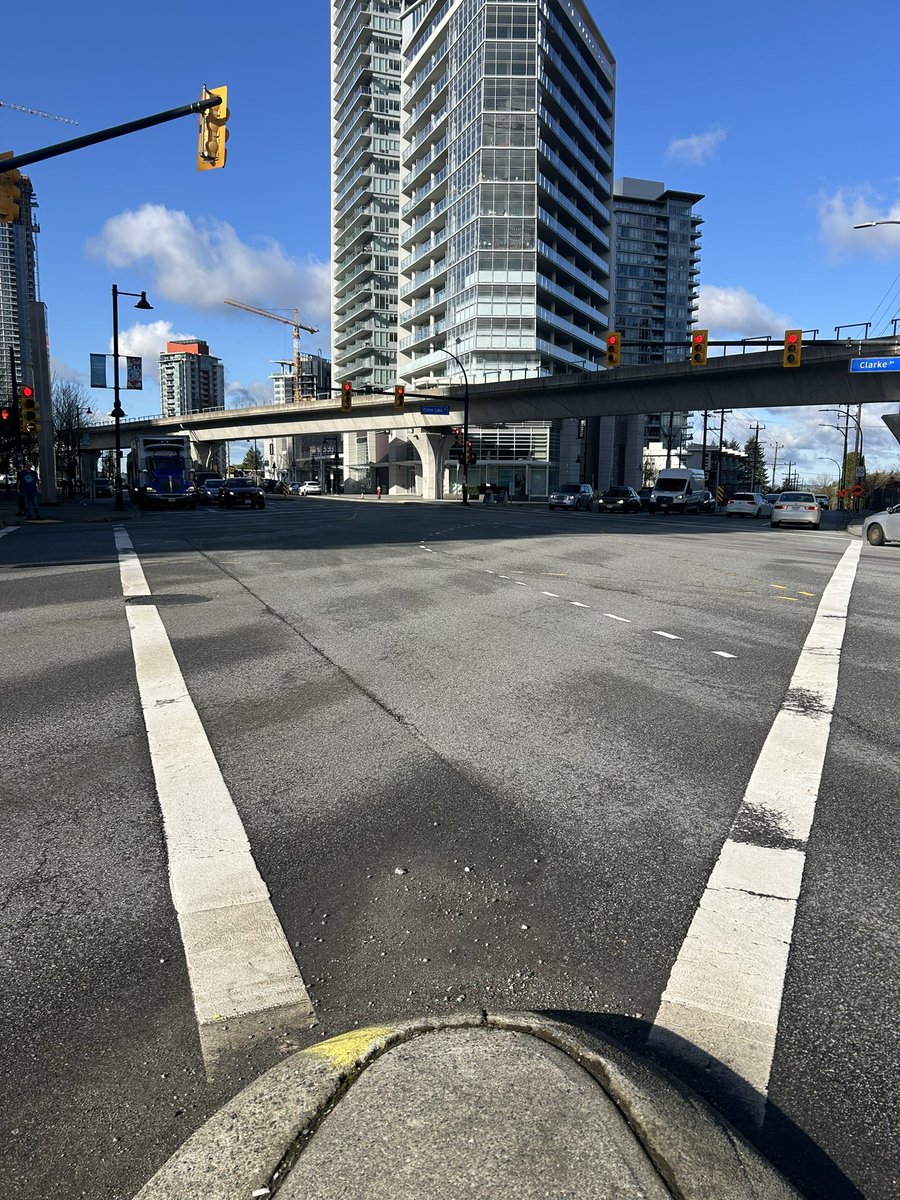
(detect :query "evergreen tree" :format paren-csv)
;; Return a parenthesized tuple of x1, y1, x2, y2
(241, 447, 264, 472)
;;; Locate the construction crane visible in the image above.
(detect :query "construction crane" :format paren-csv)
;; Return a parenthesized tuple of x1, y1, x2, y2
(224, 298, 319, 403)
(0, 99, 77, 125)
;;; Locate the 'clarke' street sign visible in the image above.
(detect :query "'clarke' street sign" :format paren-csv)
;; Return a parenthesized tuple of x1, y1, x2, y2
(849, 357, 900, 372)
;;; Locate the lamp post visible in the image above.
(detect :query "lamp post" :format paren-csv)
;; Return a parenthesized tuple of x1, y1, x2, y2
(111, 284, 152, 510)
(818, 455, 842, 496)
(444, 339, 470, 505)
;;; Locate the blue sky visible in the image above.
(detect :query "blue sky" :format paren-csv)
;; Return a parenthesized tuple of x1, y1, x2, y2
(4, 0, 900, 481)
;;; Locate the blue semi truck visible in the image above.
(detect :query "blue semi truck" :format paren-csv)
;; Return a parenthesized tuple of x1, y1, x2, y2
(127, 435, 197, 509)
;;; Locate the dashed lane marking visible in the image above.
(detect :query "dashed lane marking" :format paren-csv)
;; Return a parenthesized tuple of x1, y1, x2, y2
(541, 591, 560, 598)
(653, 631, 683, 640)
(113, 526, 315, 1071)
(570, 601, 590, 608)
(650, 539, 863, 1123)
(712, 651, 738, 659)
(604, 614, 632, 623)
(0, 527, 21, 539)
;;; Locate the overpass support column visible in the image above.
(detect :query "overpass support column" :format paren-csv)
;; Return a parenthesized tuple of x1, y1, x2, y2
(409, 429, 451, 500)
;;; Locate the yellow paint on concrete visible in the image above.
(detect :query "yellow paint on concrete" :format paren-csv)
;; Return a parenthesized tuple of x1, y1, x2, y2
(302, 1026, 395, 1068)
(775, 596, 800, 602)
(542, 572, 568, 577)
(770, 584, 787, 590)
(798, 591, 815, 597)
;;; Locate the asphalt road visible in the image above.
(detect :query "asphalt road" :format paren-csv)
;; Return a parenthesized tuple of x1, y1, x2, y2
(1, 497, 897, 1200)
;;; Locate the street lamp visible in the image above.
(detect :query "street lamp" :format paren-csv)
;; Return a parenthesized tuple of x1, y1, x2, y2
(443, 338, 470, 505)
(853, 219, 900, 229)
(111, 284, 152, 510)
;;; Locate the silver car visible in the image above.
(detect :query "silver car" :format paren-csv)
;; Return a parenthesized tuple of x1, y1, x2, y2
(770, 492, 822, 529)
(548, 482, 594, 511)
(862, 503, 900, 546)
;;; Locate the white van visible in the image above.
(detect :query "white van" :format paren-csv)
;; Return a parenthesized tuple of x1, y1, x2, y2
(650, 467, 707, 514)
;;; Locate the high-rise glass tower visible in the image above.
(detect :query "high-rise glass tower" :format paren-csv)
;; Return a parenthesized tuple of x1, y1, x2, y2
(599, 177, 704, 486)
(397, 0, 615, 388)
(0, 174, 39, 399)
(331, 0, 403, 391)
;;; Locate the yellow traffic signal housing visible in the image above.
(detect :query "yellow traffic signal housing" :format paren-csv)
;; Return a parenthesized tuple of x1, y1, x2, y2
(783, 329, 802, 367)
(393, 384, 406, 410)
(0, 152, 22, 222)
(690, 329, 709, 365)
(605, 332, 621, 367)
(19, 385, 39, 434)
(340, 380, 353, 412)
(197, 86, 229, 170)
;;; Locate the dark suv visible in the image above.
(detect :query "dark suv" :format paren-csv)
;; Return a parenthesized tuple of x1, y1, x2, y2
(219, 478, 266, 509)
(548, 482, 594, 511)
(597, 486, 641, 513)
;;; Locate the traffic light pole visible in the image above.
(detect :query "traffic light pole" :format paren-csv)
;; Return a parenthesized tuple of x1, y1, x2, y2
(0, 95, 223, 175)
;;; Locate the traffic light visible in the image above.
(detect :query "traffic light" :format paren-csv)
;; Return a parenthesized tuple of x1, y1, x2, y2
(783, 329, 802, 368)
(19, 385, 39, 434)
(197, 86, 229, 171)
(0, 153, 22, 223)
(605, 332, 621, 367)
(340, 380, 353, 412)
(453, 426, 463, 447)
(393, 383, 406, 410)
(690, 329, 709, 365)
(465, 440, 476, 465)
(0, 405, 12, 426)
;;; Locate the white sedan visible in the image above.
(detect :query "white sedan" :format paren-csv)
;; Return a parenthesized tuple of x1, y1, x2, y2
(770, 492, 822, 529)
(862, 503, 900, 546)
(725, 491, 772, 518)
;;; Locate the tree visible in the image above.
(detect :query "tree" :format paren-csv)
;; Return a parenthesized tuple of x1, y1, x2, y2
(52, 376, 93, 495)
(241, 446, 263, 472)
(743, 434, 768, 491)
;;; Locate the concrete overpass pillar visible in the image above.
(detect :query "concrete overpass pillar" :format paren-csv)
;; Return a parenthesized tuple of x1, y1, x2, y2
(409, 429, 451, 499)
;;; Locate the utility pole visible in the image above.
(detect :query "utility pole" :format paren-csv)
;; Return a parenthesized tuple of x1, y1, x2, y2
(769, 441, 782, 491)
(701, 410, 709, 480)
(750, 420, 763, 491)
(713, 409, 731, 508)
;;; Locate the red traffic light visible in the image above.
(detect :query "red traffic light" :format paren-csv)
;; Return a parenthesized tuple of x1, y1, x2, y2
(787, 333, 799, 345)
(607, 334, 618, 346)
(341, 381, 351, 393)
(20, 385, 34, 398)
(693, 333, 704, 344)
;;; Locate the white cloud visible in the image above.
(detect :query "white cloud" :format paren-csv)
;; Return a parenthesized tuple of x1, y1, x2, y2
(87, 204, 330, 325)
(667, 126, 726, 166)
(697, 285, 793, 338)
(817, 187, 900, 257)
(112, 318, 196, 363)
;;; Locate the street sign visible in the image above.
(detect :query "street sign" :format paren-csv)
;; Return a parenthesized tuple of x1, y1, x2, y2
(849, 357, 900, 372)
(420, 404, 450, 415)
(851, 484, 865, 496)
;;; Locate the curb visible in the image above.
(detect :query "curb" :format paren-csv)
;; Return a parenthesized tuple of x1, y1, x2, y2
(134, 1011, 801, 1200)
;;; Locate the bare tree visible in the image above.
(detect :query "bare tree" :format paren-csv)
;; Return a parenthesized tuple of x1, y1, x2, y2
(52, 376, 92, 497)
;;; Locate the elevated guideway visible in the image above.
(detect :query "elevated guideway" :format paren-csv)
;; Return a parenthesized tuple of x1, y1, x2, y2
(82, 340, 900, 452)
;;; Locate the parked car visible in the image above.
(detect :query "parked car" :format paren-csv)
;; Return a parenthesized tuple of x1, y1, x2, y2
(219, 478, 266, 509)
(815, 494, 830, 510)
(94, 478, 113, 498)
(765, 493, 781, 505)
(637, 486, 653, 510)
(298, 480, 322, 496)
(770, 492, 821, 529)
(597, 486, 641, 513)
(548, 482, 594, 511)
(198, 477, 225, 503)
(862, 503, 900, 546)
(725, 492, 772, 518)
(698, 490, 716, 512)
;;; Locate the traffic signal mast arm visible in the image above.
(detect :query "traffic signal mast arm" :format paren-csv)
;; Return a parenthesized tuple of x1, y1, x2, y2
(0, 92, 225, 175)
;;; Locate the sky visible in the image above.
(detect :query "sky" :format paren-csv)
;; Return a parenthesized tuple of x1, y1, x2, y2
(4, 0, 900, 483)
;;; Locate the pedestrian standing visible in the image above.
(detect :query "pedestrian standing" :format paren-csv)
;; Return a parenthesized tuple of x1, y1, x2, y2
(16, 464, 40, 519)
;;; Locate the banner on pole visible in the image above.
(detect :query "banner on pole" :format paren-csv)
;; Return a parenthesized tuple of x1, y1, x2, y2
(126, 357, 143, 389)
(90, 354, 107, 388)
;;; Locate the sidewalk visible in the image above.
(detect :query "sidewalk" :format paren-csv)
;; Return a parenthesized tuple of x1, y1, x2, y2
(134, 1012, 802, 1200)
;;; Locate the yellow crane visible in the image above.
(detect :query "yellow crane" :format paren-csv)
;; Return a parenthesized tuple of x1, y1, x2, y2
(224, 297, 319, 403)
